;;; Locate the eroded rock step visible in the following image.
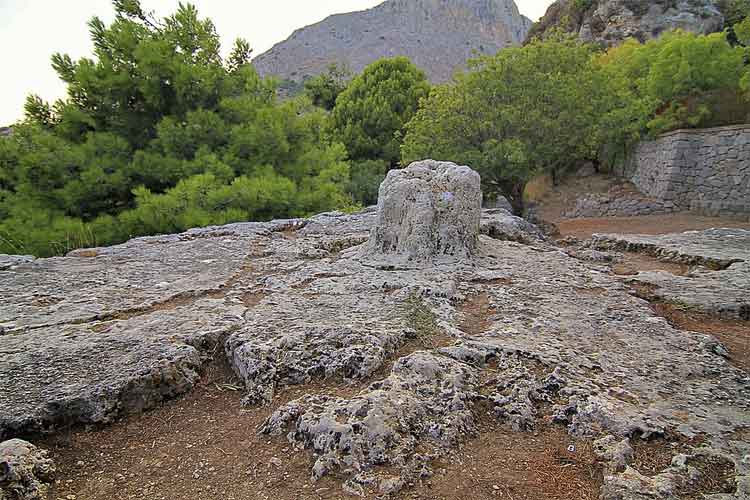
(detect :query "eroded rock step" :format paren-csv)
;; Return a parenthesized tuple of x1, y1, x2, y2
(0, 223, 266, 333)
(591, 229, 750, 321)
(0, 219, 299, 437)
(590, 229, 750, 270)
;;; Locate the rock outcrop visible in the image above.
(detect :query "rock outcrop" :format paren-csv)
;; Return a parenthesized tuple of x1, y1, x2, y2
(262, 351, 478, 493)
(591, 228, 750, 269)
(592, 229, 750, 320)
(527, 0, 724, 46)
(359, 160, 482, 267)
(0, 222, 272, 438)
(252, 0, 532, 83)
(2, 164, 749, 498)
(480, 208, 547, 244)
(0, 440, 55, 500)
(0, 256, 34, 272)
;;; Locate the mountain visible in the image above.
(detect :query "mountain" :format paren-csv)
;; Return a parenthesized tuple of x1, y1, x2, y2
(526, 0, 724, 46)
(252, 0, 532, 83)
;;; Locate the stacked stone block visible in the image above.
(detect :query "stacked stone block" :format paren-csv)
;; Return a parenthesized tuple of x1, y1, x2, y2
(564, 192, 680, 218)
(626, 125, 750, 218)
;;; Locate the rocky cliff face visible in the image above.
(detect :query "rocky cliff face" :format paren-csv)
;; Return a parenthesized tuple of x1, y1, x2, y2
(527, 0, 724, 46)
(252, 0, 532, 83)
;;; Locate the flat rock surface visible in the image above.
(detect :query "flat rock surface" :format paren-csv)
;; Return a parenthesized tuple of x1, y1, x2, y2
(590, 228, 750, 268)
(0, 255, 34, 271)
(1, 214, 749, 499)
(0, 222, 275, 331)
(592, 229, 750, 320)
(0, 297, 243, 439)
(630, 263, 750, 320)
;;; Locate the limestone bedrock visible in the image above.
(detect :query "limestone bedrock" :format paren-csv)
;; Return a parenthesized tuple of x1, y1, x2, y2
(359, 160, 482, 267)
(0, 439, 55, 500)
(3, 162, 750, 499)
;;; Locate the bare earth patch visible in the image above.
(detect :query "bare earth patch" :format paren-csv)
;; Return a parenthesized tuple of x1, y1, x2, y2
(679, 455, 738, 498)
(651, 303, 750, 373)
(629, 432, 706, 477)
(404, 420, 602, 500)
(44, 364, 364, 500)
(612, 252, 691, 277)
(629, 434, 736, 498)
(555, 213, 750, 240)
(41, 358, 602, 500)
(459, 292, 495, 336)
(533, 172, 750, 239)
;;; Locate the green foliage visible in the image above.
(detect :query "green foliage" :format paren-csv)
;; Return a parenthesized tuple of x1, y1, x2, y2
(227, 38, 253, 73)
(404, 29, 748, 202)
(742, 74, 750, 100)
(117, 171, 289, 236)
(0, 1, 354, 257)
(276, 79, 305, 97)
(331, 57, 430, 165)
(719, 0, 750, 27)
(59, 132, 132, 218)
(348, 159, 389, 206)
(23, 96, 55, 129)
(735, 16, 750, 45)
(572, 0, 595, 13)
(402, 34, 606, 201)
(598, 31, 747, 136)
(0, 199, 101, 257)
(45, 2, 227, 147)
(5, 3, 748, 258)
(304, 64, 351, 111)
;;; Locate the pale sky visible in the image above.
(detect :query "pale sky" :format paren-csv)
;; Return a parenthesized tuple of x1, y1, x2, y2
(0, 0, 554, 124)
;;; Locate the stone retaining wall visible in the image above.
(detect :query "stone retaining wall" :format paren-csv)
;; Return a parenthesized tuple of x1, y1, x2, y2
(564, 191, 678, 218)
(620, 124, 750, 218)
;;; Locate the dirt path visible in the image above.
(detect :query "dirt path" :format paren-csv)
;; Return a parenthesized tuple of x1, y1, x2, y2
(555, 213, 750, 240)
(408, 418, 601, 500)
(528, 172, 750, 240)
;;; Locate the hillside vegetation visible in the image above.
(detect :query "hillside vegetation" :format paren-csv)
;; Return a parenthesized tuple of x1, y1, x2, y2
(1, 0, 749, 256)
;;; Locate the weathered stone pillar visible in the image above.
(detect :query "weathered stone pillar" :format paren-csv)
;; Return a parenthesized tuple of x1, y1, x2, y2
(360, 160, 482, 267)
